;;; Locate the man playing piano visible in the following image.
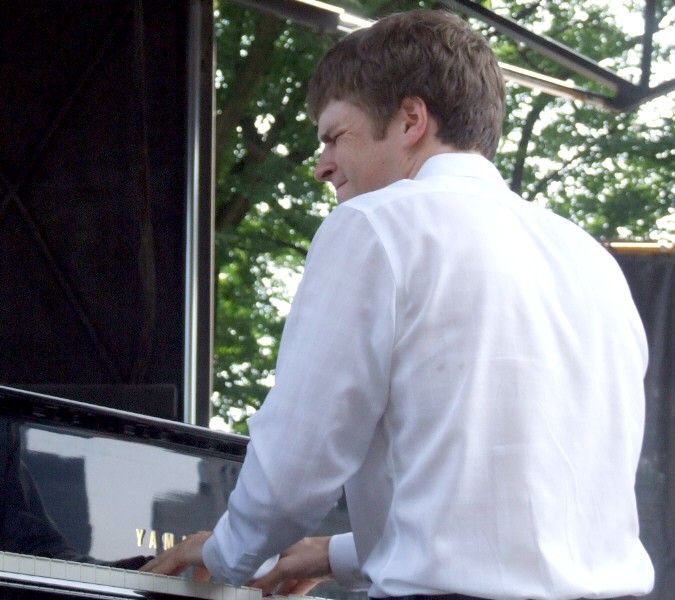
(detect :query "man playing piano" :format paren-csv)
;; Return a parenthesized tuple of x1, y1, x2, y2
(142, 10, 654, 600)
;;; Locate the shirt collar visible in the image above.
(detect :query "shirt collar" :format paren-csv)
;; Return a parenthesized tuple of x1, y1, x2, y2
(415, 153, 507, 188)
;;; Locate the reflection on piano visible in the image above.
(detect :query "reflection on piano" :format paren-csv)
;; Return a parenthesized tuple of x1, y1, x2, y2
(0, 385, 351, 599)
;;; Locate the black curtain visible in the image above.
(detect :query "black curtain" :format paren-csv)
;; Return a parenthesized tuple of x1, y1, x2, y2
(0, 1, 190, 418)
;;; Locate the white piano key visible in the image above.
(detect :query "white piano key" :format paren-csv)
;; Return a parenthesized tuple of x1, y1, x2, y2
(34, 556, 51, 577)
(222, 582, 238, 600)
(235, 586, 247, 600)
(65, 560, 81, 581)
(94, 564, 112, 586)
(165, 577, 198, 597)
(151, 573, 170, 593)
(210, 581, 228, 599)
(237, 585, 261, 600)
(19, 554, 34, 575)
(80, 563, 97, 583)
(50, 558, 67, 579)
(123, 569, 140, 589)
(202, 580, 221, 599)
(184, 579, 212, 598)
(2, 552, 20, 573)
(108, 566, 127, 587)
(136, 571, 155, 592)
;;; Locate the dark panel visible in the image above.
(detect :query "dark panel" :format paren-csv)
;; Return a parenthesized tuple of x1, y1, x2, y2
(0, 1, 193, 418)
(614, 252, 675, 600)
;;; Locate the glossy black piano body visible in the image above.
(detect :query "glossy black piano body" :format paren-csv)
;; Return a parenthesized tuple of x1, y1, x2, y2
(0, 386, 352, 599)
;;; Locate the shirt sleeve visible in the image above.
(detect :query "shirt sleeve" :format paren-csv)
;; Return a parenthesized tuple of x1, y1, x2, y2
(204, 204, 396, 585)
(329, 532, 371, 591)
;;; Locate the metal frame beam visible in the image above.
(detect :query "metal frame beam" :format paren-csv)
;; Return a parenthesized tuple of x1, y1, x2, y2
(184, 0, 216, 426)
(445, 0, 673, 112)
(447, 0, 633, 93)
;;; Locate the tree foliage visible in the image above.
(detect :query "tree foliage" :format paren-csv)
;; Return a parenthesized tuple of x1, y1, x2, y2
(211, 0, 675, 432)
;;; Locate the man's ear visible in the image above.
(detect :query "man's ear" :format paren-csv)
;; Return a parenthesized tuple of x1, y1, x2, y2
(399, 96, 429, 147)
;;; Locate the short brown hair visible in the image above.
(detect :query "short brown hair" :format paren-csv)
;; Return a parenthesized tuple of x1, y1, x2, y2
(307, 10, 505, 160)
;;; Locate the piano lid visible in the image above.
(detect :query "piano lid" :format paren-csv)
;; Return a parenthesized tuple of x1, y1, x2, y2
(0, 386, 352, 599)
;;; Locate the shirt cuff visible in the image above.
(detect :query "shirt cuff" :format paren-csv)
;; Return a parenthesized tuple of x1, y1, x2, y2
(203, 532, 260, 587)
(202, 533, 234, 584)
(328, 533, 371, 591)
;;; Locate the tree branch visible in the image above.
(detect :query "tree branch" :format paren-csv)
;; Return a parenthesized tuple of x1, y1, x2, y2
(511, 94, 552, 196)
(215, 14, 285, 165)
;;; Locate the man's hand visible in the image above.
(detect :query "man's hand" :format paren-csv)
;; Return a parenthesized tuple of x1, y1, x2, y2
(248, 537, 333, 596)
(139, 531, 212, 580)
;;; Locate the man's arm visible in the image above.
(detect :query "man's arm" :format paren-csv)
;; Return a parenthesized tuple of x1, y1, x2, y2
(148, 206, 394, 587)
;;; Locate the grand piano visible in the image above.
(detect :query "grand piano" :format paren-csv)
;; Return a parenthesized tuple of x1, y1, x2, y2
(0, 385, 351, 599)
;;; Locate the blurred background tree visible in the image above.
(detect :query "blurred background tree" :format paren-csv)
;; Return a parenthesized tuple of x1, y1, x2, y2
(210, 0, 674, 432)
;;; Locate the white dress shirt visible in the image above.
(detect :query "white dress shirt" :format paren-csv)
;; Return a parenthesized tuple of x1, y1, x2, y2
(203, 153, 654, 600)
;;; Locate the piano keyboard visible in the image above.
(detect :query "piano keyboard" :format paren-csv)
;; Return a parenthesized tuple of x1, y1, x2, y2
(0, 551, 261, 599)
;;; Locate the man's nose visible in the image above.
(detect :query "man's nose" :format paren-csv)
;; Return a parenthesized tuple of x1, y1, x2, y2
(314, 151, 335, 182)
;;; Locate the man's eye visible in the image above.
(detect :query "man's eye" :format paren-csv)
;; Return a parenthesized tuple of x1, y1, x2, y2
(321, 131, 342, 146)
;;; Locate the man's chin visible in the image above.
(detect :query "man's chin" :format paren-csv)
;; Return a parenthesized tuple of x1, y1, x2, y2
(335, 187, 354, 203)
